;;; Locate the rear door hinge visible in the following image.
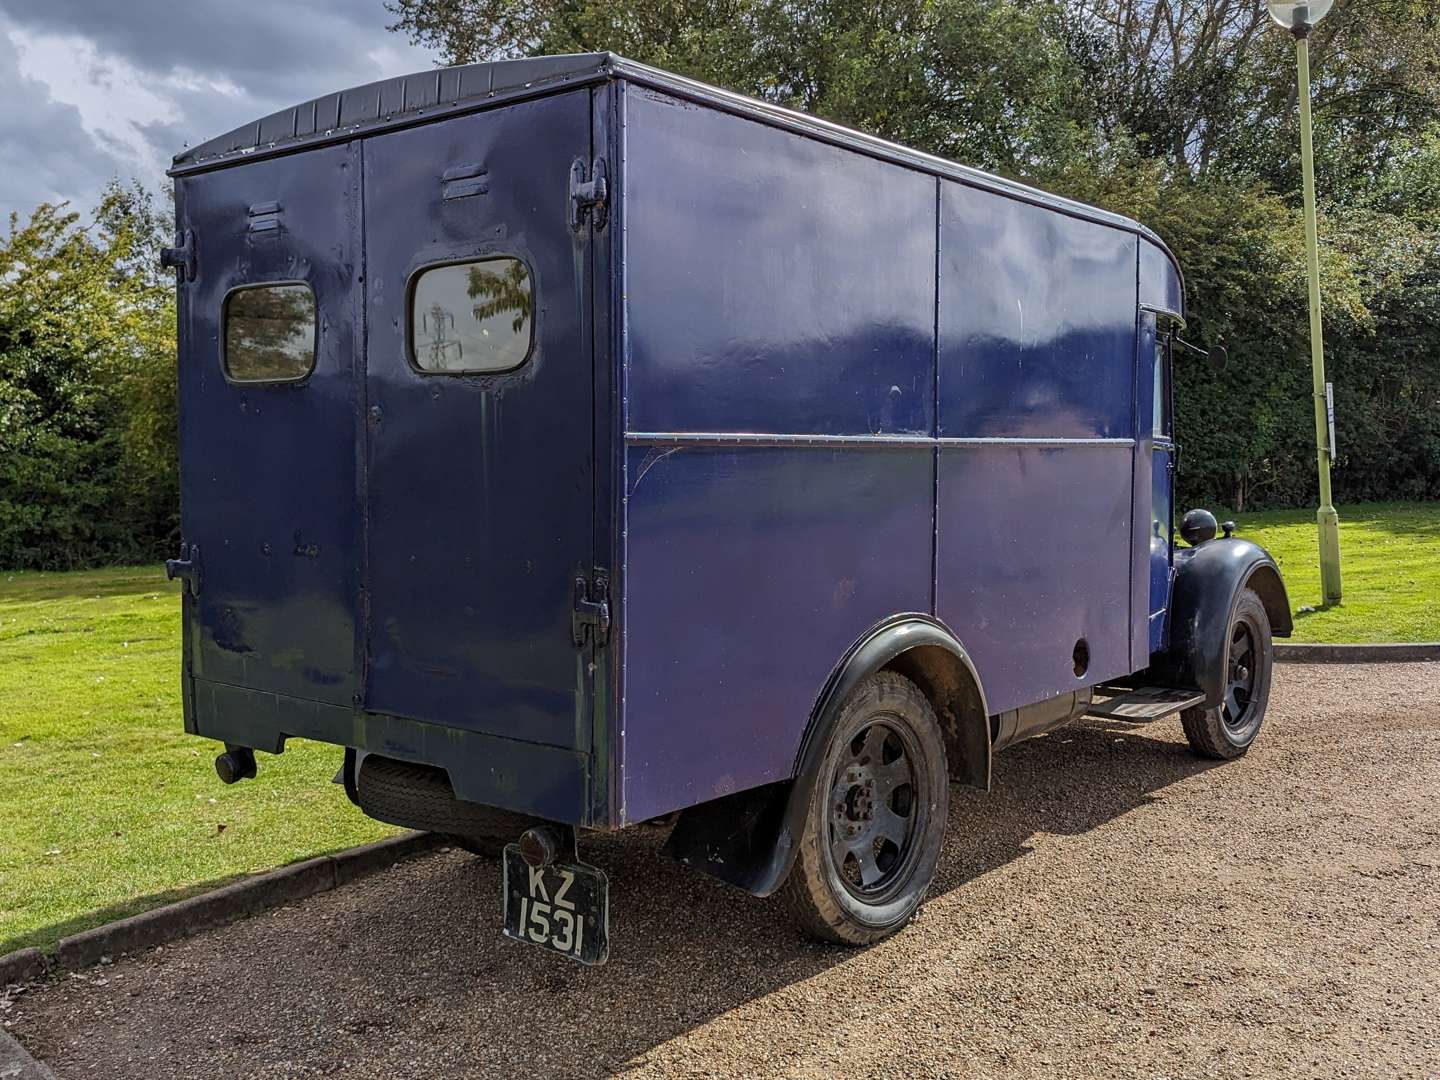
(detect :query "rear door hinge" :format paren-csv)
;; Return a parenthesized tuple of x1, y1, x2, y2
(159, 229, 196, 283)
(572, 571, 611, 647)
(165, 542, 202, 596)
(569, 157, 608, 232)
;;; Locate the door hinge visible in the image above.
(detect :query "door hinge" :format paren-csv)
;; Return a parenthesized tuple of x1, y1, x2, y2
(165, 542, 202, 596)
(572, 571, 611, 647)
(159, 229, 196, 283)
(569, 157, 608, 232)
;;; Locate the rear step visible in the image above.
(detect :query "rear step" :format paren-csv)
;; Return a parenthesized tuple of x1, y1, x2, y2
(1086, 685, 1206, 722)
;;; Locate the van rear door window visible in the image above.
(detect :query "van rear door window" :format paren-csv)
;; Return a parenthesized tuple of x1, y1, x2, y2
(223, 283, 317, 383)
(410, 259, 533, 373)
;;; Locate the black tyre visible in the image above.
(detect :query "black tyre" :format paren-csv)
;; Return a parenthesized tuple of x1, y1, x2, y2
(780, 671, 949, 945)
(1180, 587, 1273, 760)
(356, 755, 541, 857)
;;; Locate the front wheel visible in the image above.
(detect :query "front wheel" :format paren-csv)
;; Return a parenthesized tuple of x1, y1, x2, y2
(780, 671, 949, 945)
(1180, 587, 1274, 760)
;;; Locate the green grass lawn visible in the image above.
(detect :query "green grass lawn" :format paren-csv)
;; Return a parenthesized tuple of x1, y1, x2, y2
(0, 567, 395, 955)
(1230, 501, 1440, 643)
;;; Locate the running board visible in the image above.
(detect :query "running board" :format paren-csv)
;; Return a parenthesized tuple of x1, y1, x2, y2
(1085, 686, 1206, 722)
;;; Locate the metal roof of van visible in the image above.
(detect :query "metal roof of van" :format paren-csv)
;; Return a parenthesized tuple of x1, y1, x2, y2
(171, 53, 614, 170)
(168, 52, 1179, 289)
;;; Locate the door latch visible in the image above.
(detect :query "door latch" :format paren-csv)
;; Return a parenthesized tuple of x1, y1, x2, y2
(165, 542, 202, 596)
(569, 157, 608, 231)
(572, 572, 610, 647)
(159, 229, 196, 282)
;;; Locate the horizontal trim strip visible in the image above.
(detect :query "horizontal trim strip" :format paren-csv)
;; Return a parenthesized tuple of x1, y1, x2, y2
(625, 431, 1135, 449)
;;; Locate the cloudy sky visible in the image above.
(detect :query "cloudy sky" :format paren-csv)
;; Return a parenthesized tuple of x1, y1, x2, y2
(0, 0, 441, 222)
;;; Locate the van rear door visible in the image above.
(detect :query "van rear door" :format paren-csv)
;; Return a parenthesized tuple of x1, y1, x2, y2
(174, 144, 364, 706)
(360, 91, 596, 751)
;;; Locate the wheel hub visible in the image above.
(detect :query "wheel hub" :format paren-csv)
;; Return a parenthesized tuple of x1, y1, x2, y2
(844, 782, 875, 823)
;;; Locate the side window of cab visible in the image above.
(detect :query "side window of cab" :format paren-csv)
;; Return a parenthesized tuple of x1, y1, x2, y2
(1153, 335, 1173, 441)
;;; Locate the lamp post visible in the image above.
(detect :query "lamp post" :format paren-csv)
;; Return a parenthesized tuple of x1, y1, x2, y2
(1267, 0, 1342, 604)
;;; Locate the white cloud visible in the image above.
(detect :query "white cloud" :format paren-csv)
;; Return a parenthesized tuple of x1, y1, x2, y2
(9, 26, 181, 182)
(0, 0, 440, 220)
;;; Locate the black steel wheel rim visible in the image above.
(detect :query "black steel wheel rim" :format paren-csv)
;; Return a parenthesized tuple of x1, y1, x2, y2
(827, 717, 924, 902)
(1221, 616, 1259, 734)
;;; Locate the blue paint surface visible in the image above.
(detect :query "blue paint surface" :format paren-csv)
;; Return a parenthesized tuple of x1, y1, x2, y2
(176, 144, 364, 706)
(622, 87, 936, 437)
(938, 182, 1138, 439)
(361, 91, 594, 749)
(935, 444, 1135, 714)
(620, 444, 933, 822)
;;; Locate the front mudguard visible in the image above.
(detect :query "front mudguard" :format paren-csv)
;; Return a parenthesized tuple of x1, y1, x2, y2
(1152, 537, 1292, 709)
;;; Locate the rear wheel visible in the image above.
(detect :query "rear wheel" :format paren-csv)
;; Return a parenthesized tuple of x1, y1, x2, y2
(780, 672, 949, 945)
(1180, 587, 1273, 759)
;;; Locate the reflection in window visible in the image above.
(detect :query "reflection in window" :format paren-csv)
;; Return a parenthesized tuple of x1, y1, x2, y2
(411, 259, 533, 373)
(224, 284, 316, 383)
(1153, 339, 1170, 438)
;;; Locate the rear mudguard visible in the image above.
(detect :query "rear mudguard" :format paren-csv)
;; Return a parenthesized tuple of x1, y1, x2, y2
(664, 615, 988, 897)
(1152, 537, 1293, 709)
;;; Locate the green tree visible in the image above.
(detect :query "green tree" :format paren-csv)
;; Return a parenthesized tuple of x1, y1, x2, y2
(387, 0, 1092, 174)
(0, 182, 176, 569)
(1057, 0, 1440, 189)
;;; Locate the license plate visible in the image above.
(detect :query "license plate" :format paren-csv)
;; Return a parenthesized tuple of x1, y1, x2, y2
(501, 844, 609, 966)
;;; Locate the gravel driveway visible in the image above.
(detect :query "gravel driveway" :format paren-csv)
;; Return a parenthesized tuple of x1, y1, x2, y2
(5, 662, 1438, 1079)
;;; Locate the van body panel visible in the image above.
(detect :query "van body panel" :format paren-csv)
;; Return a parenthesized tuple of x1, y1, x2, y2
(934, 182, 1138, 713)
(620, 86, 936, 438)
(1139, 239, 1185, 318)
(935, 443, 1135, 713)
(359, 90, 595, 750)
(936, 184, 1138, 441)
(175, 142, 364, 707)
(619, 444, 933, 824)
(191, 681, 593, 822)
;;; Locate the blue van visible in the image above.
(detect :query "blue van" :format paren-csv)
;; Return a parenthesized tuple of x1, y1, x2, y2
(165, 53, 1291, 964)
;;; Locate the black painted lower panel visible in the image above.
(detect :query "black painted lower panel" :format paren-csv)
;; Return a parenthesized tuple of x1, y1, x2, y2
(191, 678, 595, 826)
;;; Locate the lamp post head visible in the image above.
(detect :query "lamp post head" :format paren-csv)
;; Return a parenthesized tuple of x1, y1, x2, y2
(1266, 0, 1333, 34)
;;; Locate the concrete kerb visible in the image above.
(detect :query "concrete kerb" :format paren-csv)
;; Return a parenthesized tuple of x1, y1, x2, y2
(1275, 642, 1440, 663)
(1, 831, 443, 990)
(0, 1026, 57, 1080)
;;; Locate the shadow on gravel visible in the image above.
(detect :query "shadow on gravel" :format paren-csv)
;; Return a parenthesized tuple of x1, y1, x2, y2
(166, 719, 1219, 1075)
